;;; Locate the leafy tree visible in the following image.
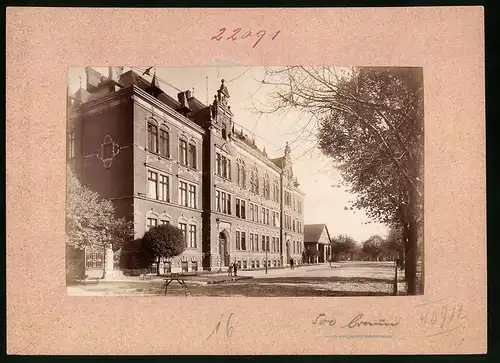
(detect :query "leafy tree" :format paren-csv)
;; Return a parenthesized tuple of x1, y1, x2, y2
(330, 235, 357, 261)
(362, 235, 385, 261)
(66, 167, 134, 280)
(382, 225, 404, 265)
(258, 66, 423, 294)
(141, 224, 186, 275)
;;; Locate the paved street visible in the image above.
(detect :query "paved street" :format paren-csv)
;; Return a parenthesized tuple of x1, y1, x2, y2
(237, 261, 398, 279)
(67, 261, 407, 297)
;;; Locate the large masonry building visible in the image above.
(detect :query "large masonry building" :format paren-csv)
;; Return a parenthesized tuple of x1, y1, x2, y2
(67, 67, 305, 274)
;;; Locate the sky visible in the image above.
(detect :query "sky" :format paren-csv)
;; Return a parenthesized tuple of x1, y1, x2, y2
(68, 65, 389, 242)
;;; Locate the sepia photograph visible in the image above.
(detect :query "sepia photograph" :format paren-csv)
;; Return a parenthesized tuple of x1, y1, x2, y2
(65, 65, 424, 297)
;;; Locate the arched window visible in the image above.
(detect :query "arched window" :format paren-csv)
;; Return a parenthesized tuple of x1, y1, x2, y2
(179, 136, 188, 166)
(236, 158, 246, 188)
(250, 165, 259, 193)
(264, 173, 270, 199)
(159, 126, 170, 158)
(188, 142, 197, 169)
(222, 124, 227, 140)
(273, 179, 279, 202)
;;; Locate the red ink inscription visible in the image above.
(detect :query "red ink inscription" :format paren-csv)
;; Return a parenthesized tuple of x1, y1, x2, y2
(210, 28, 280, 48)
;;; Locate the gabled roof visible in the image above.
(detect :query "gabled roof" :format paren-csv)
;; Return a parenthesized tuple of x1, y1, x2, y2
(304, 224, 331, 244)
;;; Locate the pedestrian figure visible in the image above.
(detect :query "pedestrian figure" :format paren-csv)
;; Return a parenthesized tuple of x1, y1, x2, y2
(228, 264, 233, 276)
(290, 258, 294, 270)
(233, 262, 238, 276)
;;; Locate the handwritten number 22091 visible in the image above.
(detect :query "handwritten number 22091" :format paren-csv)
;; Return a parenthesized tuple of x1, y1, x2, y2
(211, 28, 280, 48)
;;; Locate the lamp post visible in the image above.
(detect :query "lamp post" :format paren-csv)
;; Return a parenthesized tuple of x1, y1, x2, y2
(284, 232, 288, 266)
(328, 243, 332, 267)
(265, 241, 268, 274)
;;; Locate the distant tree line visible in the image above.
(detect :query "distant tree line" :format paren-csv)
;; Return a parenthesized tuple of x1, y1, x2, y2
(329, 225, 407, 263)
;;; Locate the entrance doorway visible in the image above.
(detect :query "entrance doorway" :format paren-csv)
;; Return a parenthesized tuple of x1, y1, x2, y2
(219, 232, 230, 267)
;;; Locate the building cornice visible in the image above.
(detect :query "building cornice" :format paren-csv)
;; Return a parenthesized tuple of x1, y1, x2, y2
(75, 85, 205, 136)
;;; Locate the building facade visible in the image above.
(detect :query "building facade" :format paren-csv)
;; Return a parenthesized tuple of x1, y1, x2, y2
(67, 67, 305, 275)
(303, 224, 332, 263)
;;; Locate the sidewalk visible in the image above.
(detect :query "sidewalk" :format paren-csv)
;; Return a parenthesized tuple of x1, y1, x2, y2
(80, 272, 253, 285)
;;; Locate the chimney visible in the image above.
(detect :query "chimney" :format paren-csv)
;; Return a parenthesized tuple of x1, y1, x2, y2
(177, 91, 192, 115)
(108, 66, 124, 82)
(178, 91, 188, 107)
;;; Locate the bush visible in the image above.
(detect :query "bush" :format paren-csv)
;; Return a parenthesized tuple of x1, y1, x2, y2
(66, 245, 85, 284)
(119, 239, 153, 273)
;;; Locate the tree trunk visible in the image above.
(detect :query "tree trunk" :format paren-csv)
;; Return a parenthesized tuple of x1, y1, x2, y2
(404, 222, 418, 295)
(157, 256, 161, 276)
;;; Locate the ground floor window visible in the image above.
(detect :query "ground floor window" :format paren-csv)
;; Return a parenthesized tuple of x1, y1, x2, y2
(243, 261, 247, 269)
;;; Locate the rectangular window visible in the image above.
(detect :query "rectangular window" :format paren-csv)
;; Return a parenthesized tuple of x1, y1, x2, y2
(179, 223, 187, 246)
(255, 234, 259, 251)
(179, 181, 188, 207)
(236, 231, 241, 250)
(293, 220, 296, 232)
(236, 198, 240, 218)
(215, 190, 221, 212)
(227, 193, 231, 215)
(189, 144, 196, 169)
(241, 232, 246, 251)
(250, 234, 254, 251)
(250, 204, 254, 221)
(227, 160, 232, 180)
(189, 225, 197, 248)
(160, 220, 169, 225)
(222, 156, 227, 178)
(179, 139, 188, 165)
(262, 235, 266, 251)
(241, 201, 246, 219)
(148, 123, 158, 152)
(266, 209, 270, 225)
(221, 192, 227, 214)
(188, 184, 196, 208)
(159, 129, 169, 157)
(266, 236, 270, 252)
(147, 218, 157, 230)
(68, 131, 76, 158)
(159, 175, 169, 202)
(148, 171, 158, 199)
(216, 153, 221, 176)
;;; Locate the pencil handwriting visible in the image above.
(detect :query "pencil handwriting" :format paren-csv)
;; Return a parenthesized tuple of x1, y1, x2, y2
(206, 313, 234, 341)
